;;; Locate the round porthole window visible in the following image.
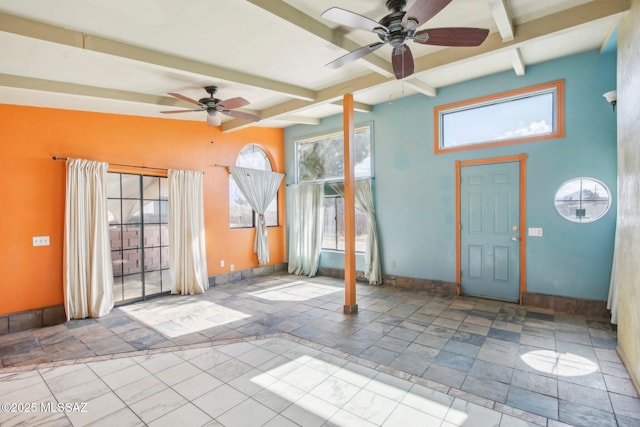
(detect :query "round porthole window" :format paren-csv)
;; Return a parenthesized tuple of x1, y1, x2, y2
(554, 178, 611, 223)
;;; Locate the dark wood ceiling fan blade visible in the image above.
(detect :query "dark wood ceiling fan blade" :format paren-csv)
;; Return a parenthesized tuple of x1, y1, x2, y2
(403, 0, 452, 27)
(160, 109, 202, 114)
(414, 27, 490, 46)
(392, 45, 414, 79)
(224, 110, 261, 122)
(217, 97, 249, 110)
(168, 92, 204, 107)
(322, 7, 387, 33)
(326, 42, 385, 69)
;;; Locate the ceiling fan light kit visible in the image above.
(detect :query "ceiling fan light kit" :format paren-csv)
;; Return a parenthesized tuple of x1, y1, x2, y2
(322, 0, 489, 79)
(161, 85, 261, 126)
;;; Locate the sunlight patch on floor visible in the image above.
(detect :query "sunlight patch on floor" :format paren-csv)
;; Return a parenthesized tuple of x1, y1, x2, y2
(520, 349, 599, 376)
(251, 355, 468, 425)
(119, 298, 250, 338)
(248, 281, 341, 302)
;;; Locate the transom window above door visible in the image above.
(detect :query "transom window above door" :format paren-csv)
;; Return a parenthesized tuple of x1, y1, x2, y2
(435, 80, 564, 153)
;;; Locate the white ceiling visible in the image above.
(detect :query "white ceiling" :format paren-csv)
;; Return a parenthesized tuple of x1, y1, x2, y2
(0, 0, 626, 132)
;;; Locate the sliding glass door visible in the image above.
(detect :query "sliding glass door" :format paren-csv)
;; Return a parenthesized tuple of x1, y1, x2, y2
(107, 173, 170, 304)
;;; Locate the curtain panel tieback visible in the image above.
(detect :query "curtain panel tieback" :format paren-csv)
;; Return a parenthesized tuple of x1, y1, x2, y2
(229, 166, 283, 265)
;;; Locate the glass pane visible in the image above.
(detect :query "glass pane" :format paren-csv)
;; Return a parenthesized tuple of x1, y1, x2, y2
(237, 144, 272, 171)
(582, 200, 610, 221)
(121, 174, 140, 199)
(297, 134, 343, 182)
(159, 200, 169, 223)
(122, 274, 143, 301)
(112, 280, 124, 303)
(111, 250, 124, 277)
(109, 227, 122, 250)
(554, 200, 582, 221)
(161, 246, 169, 269)
(229, 177, 253, 228)
(162, 269, 172, 293)
(160, 177, 169, 200)
(144, 246, 161, 271)
(107, 173, 120, 198)
(142, 200, 161, 223)
(265, 197, 278, 226)
(145, 270, 163, 296)
(160, 224, 169, 246)
(143, 176, 160, 199)
(581, 179, 609, 201)
(122, 199, 141, 224)
(122, 227, 141, 249)
(555, 180, 582, 201)
(108, 199, 122, 225)
(121, 248, 142, 274)
(336, 197, 345, 251)
(322, 198, 337, 250)
(144, 225, 161, 247)
(354, 126, 372, 179)
(296, 126, 372, 183)
(442, 91, 555, 148)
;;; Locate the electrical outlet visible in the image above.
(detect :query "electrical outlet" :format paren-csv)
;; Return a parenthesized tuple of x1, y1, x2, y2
(220, 260, 224, 267)
(33, 236, 50, 246)
(528, 228, 543, 237)
(230, 264, 235, 272)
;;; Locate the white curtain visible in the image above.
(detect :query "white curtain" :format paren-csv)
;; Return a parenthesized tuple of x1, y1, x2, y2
(229, 166, 284, 265)
(330, 179, 382, 285)
(288, 183, 325, 276)
(64, 159, 114, 320)
(168, 169, 208, 295)
(607, 223, 620, 324)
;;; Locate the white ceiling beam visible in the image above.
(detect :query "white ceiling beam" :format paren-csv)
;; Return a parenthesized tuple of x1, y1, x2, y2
(511, 48, 526, 76)
(246, 0, 394, 78)
(331, 100, 372, 112)
(0, 73, 183, 107)
(279, 116, 320, 125)
(488, 0, 515, 42)
(414, 0, 629, 71)
(224, 0, 630, 131)
(405, 79, 437, 97)
(0, 12, 316, 102)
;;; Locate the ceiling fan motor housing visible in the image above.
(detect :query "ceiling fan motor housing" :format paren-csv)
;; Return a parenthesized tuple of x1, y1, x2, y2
(198, 86, 220, 106)
(379, 11, 408, 48)
(385, 0, 407, 13)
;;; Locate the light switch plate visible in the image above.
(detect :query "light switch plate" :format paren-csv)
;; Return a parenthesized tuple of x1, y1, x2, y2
(528, 228, 543, 237)
(33, 236, 50, 246)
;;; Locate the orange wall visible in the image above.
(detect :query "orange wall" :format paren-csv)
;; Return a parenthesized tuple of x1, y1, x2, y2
(0, 104, 286, 316)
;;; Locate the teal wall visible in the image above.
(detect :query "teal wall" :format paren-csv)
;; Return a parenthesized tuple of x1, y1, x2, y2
(284, 49, 617, 301)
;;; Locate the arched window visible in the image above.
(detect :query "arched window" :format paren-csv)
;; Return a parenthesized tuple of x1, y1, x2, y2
(229, 144, 278, 228)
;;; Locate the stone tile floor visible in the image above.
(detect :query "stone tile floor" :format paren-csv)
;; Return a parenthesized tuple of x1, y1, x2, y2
(0, 273, 638, 426)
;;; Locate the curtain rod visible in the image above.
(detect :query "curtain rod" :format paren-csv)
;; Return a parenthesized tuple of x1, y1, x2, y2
(285, 176, 375, 186)
(215, 164, 285, 175)
(53, 156, 169, 172)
